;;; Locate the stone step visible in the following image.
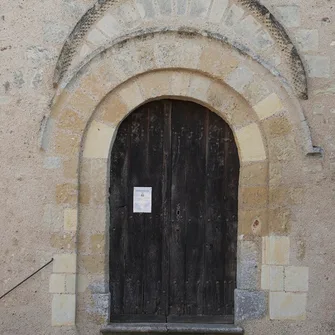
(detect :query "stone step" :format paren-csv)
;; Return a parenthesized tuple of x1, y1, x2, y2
(100, 323, 244, 335)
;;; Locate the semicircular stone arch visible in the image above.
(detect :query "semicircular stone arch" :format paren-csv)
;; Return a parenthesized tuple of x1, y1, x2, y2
(45, 31, 311, 330)
(54, 0, 308, 101)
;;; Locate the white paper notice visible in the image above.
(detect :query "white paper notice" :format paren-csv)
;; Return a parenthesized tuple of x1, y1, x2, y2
(133, 187, 152, 213)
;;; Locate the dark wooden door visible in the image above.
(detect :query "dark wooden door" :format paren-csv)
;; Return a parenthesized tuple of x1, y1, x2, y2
(109, 100, 239, 324)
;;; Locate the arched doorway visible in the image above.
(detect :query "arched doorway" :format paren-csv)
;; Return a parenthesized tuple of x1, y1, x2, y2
(109, 99, 239, 323)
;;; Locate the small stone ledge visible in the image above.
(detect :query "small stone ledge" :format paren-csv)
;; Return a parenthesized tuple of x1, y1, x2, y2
(100, 323, 244, 334)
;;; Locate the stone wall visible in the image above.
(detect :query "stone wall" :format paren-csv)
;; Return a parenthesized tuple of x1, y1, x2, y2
(0, 1, 334, 335)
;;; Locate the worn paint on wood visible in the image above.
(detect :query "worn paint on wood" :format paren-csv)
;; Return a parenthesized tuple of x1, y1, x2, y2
(109, 100, 239, 323)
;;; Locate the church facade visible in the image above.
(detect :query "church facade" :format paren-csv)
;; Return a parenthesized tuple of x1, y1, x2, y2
(1, 1, 334, 334)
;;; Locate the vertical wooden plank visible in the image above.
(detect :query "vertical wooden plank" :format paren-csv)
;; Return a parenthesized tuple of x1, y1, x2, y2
(162, 101, 172, 319)
(109, 113, 130, 316)
(122, 107, 149, 315)
(142, 101, 170, 317)
(169, 101, 206, 317)
(203, 111, 239, 316)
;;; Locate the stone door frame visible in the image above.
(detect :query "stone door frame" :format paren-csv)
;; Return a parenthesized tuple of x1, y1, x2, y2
(45, 31, 312, 330)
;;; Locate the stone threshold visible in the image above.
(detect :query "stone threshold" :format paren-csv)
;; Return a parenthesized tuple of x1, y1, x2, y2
(100, 323, 244, 334)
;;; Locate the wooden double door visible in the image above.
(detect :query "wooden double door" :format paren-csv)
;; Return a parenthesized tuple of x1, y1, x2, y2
(109, 99, 239, 323)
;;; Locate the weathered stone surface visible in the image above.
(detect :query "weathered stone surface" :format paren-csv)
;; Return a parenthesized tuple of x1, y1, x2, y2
(208, 0, 228, 23)
(237, 240, 260, 290)
(275, 6, 301, 28)
(240, 187, 268, 208)
(262, 116, 292, 137)
(236, 123, 267, 162)
(235, 290, 267, 321)
(284, 266, 309, 292)
(294, 29, 319, 52)
(261, 265, 284, 291)
(55, 183, 78, 205)
(240, 162, 268, 186)
(64, 208, 78, 231)
(239, 209, 267, 236)
(53, 254, 77, 273)
(253, 93, 283, 120)
(83, 121, 116, 159)
(269, 292, 307, 320)
(262, 236, 290, 265)
(135, 0, 155, 19)
(304, 55, 330, 78)
(44, 157, 62, 169)
(49, 274, 66, 293)
(52, 294, 76, 326)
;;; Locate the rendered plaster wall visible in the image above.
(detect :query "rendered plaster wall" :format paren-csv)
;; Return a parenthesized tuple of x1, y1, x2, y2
(0, 1, 334, 335)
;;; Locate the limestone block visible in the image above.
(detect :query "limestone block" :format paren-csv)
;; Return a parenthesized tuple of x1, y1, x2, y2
(207, 82, 225, 109)
(139, 71, 172, 99)
(262, 236, 290, 265)
(55, 183, 78, 205)
(189, 0, 211, 18)
(135, 0, 155, 19)
(268, 207, 291, 234)
(262, 116, 292, 137)
(49, 274, 66, 293)
(155, 41, 201, 69)
(91, 234, 105, 253)
(224, 4, 244, 27)
(83, 121, 116, 159)
(65, 274, 76, 293)
(79, 43, 93, 59)
(188, 75, 212, 102)
(44, 157, 62, 169)
(55, 132, 81, 157)
(52, 294, 76, 326)
(304, 55, 330, 78)
(234, 15, 262, 39)
(199, 46, 239, 80)
(96, 14, 122, 37)
(253, 30, 274, 52)
(261, 265, 284, 291)
(156, 0, 172, 15)
(43, 204, 63, 231)
(64, 209, 78, 231)
(82, 255, 105, 274)
(69, 89, 97, 116)
(236, 123, 266, 162)
(116, 1, 141, 29)
(294, 29, 319, 52)
(240, 187, 268, 208)
(253, 93, 283, 120)
(86, 28, 108, 47)
(100, 93, 128, 125)
(58, 108, 85, 133)
(53, 254, 77, 273)
(208, 0, 228, 23)
(77, 274, 90, 293)
(79, 184, 91, 205)
(239, 209, 267, 236)
(176, 0, 186, 15)
(50, 233, 75, 251)
(63, 158, 78, 180)
(276, 6, 300, 28)
(170, 72, 190, 96)
(240, 162, 268, 186)
(118, 81, 144, 110)
(235, 290, 266, 322)
(284, 266, 309, 292)
(226, 66, 254, 94)
(269, 292, 307, 320)
(237, 240, 260, 290)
